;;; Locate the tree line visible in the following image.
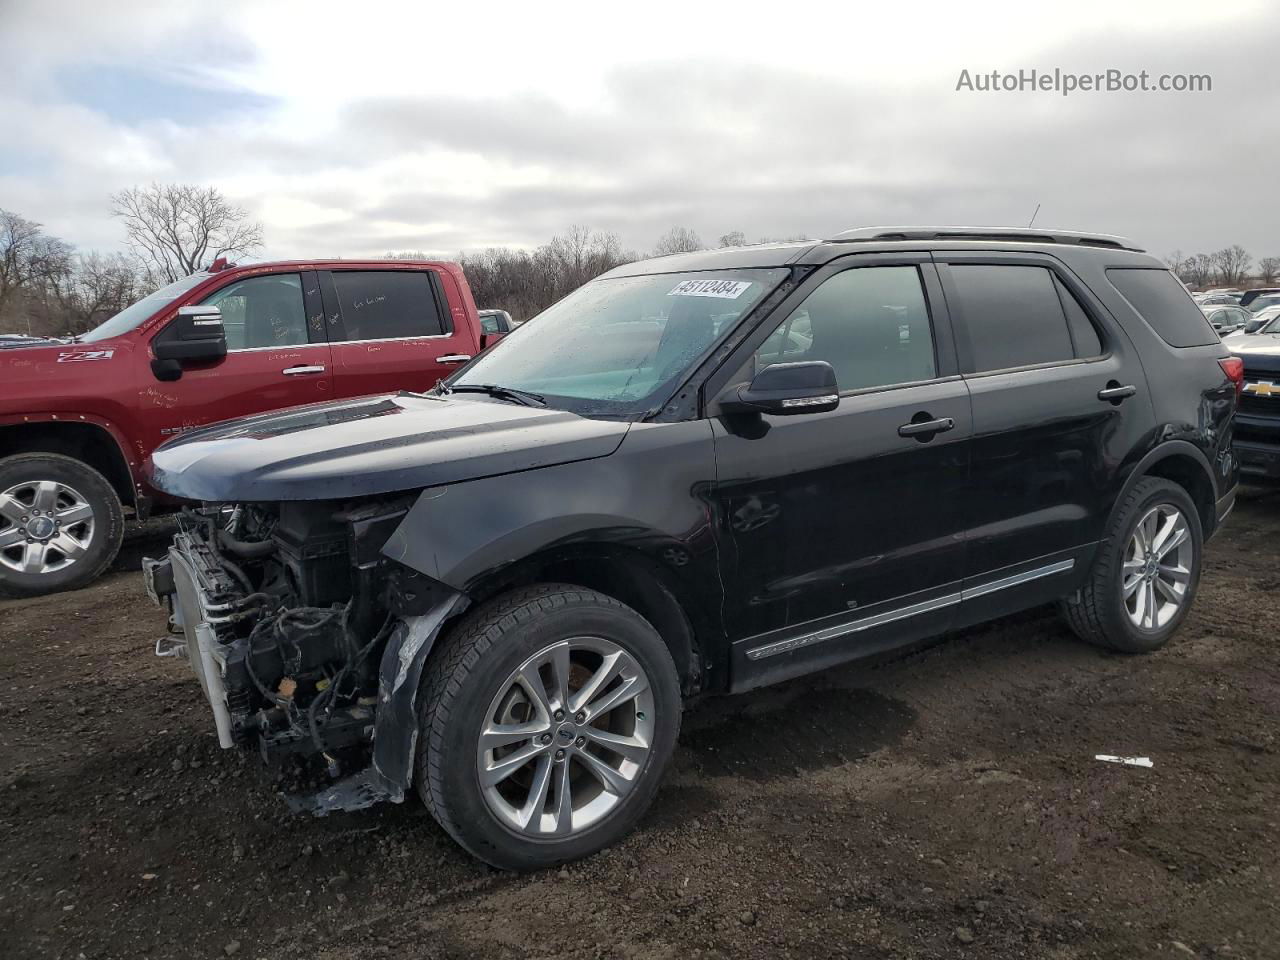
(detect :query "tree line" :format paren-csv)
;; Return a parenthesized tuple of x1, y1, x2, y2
(394, 226, 808, 321)
(1, 184, 264, 338)
(11, 181, 1272, 338)
(1164, 246, 1280, 289)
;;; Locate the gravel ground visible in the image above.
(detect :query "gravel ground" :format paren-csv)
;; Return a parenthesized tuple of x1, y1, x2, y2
(1, 494, 1278, 960)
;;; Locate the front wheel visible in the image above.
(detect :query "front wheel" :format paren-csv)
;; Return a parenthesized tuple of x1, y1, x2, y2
(1060, 477, 1203, 653)
(416, 584, 682, 870)
(0, 453, 125, 598)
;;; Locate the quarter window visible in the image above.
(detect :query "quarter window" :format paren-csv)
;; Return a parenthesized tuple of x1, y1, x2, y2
(1106, 267, 1219, 348)
(200, 273, 308, 350)
(753, 266, 936, 391)
(950, 265, 1097, 373)
(330, 271, 446, 341)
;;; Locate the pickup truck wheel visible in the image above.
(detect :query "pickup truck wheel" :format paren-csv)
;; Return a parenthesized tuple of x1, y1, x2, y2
(1059, 477, 1202, 653)
(0, 454, 124, 598)
(416, 584, 681, 871)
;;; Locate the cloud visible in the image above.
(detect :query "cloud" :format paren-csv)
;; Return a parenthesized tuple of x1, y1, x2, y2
(0, 0, 1277, 261)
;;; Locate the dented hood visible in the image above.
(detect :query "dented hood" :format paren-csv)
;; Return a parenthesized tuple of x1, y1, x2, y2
(147, 393, 630, 502)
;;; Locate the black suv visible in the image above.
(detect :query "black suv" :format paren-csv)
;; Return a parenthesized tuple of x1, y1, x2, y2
(145, 227, 1240, 870)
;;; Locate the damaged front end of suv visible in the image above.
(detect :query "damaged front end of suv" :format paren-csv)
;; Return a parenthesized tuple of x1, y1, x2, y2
(147, 494, 467, 813)
(139, 384, 654, 818)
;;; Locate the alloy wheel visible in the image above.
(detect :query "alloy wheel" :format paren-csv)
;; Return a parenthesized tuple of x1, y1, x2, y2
(1122, 503, 1193, 631)
(476, 636, 655, 839)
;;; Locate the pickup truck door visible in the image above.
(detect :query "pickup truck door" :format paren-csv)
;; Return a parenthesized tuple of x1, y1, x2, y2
(137, 270, 334, 451)
(320, 267, 481, 399)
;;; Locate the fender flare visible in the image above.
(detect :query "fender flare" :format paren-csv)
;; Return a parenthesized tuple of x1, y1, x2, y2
(0, 413, 143, 510)
(1105, 439, 1218, 534)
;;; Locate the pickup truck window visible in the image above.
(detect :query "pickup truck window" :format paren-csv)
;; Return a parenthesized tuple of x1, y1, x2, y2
(330, 271, 446, 341)
(452, 268, 787, 416)
(200, 273, 308, 350)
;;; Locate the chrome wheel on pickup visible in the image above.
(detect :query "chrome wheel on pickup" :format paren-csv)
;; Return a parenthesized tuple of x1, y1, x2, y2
(416, 584, 681, 871)
(0, 479, 96, 574)
(0, 454, 124, 598)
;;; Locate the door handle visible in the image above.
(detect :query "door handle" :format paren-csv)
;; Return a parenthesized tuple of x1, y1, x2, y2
(898, 416, 955, 438)
(1097, 383, 1137, 402)
(435, 354, 472, 364)
(283, 365, 325, 376)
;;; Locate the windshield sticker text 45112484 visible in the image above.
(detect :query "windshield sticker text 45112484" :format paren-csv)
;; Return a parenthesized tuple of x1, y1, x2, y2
(668, 279, 752, 299)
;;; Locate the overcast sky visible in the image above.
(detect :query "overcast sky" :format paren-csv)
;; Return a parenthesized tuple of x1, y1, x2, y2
(1, 0, 1277, 262)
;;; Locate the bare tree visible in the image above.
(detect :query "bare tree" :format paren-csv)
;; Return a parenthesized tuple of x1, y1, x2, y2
(1258, 256, 1280, 286)
(0, 209, 72, 314)
(112, 183, 264, 284)
(718, 231, 746, 248)
(1211, 245, 1252, 287)
(1185, 253, 1216, 289)
(652, 226, 703, 257)
(43, 252, 144, 334)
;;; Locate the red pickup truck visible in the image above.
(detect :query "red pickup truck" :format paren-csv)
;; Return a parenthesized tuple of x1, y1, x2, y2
(0, 258, 497, 597)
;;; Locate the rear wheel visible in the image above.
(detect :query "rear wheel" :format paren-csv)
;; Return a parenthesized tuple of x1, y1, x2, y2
(416, 584, 681, 870)
(1060, 477, 1202, 653)
(0, 454, 124, 598)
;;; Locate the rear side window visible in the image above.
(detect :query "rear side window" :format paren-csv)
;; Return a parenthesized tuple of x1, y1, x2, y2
(1106, 268, 1219, 347)
(330, 271, 446, 341)
(949, 265, 1096, 373)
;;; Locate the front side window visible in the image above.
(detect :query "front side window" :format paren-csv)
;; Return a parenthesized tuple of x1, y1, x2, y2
(950, 264, 1094, 373)
(331, 271, 445, 341)
(201, 273, 307, 350)
(452, 269, 787, 416)
(752, 266, 936, 391)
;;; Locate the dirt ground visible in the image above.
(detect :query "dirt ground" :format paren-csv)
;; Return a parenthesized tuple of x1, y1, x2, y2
(2, 495, 1279, 960)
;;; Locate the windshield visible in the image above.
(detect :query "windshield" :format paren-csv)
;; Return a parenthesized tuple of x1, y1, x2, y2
(1248, 297, 1280, 314)
(78, 272, 211, 343)
(450, 268, 788, 416)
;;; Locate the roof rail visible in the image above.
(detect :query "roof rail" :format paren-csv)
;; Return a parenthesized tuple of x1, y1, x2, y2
(829, 226, 1144, 252)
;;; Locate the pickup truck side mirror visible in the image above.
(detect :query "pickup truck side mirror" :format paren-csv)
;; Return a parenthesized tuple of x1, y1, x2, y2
(151, 305, 228, 380)
(716, 360, 840, 416)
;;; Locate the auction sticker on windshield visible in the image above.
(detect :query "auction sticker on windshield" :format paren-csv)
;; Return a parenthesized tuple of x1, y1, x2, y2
(668, 279, 752, 299)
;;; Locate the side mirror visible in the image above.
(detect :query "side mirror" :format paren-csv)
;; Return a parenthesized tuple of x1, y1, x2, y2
(151, 305, 227, 380)
(716, 360, 839, 416)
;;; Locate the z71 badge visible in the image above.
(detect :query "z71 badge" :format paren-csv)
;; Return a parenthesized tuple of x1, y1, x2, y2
(57, 349, 115, 362)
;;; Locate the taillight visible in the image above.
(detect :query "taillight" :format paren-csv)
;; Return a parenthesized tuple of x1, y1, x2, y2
(1219, 356, 1245, 399)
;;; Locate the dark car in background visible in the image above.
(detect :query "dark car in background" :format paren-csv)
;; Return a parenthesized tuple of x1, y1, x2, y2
(144, 226, 1238, 870)
(1240, 287, 1280, 310)
(1230, 321, 1280, 483)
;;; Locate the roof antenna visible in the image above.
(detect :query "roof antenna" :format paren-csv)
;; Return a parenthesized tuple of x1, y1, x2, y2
(1027, 203, 1041, 228)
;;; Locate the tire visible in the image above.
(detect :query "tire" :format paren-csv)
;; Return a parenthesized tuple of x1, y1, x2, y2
(1060, 477, 1203, 653)
(0, 453, 125, 599)
(415, 584, 682, 870)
